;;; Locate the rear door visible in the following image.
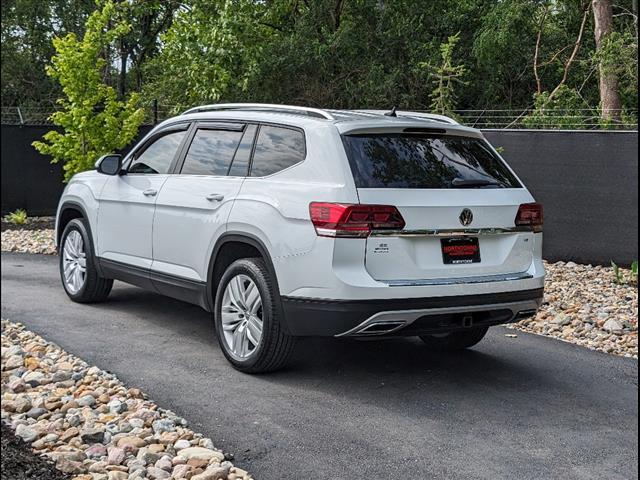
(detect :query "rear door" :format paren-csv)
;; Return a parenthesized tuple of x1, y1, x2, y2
(151, 122, 256, 282)
(341, 131, 537, 282)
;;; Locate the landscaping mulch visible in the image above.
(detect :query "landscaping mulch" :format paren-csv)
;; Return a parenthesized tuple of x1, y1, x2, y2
(1, 421, 71, 480)
(1, 217, 55, 232)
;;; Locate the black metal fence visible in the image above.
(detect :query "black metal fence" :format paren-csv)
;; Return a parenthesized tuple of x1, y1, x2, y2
(1, 124, 638, 265)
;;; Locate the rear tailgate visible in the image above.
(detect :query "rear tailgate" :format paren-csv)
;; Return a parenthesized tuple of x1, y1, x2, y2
(360, 188, 535, 281)
(341, 130, 538, 282)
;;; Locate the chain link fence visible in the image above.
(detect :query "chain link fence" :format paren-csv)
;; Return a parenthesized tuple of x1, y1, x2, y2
(2, 105, 638, 130)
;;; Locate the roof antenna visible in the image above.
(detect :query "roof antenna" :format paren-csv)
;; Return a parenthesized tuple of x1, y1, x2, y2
(384, 106, 398, 117)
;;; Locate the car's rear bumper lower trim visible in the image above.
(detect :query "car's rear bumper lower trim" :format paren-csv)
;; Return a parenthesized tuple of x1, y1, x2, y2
(281, 288, 543, 337)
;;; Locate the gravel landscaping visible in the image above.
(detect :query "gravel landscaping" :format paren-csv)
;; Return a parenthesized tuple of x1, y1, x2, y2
(509, 261, 638, 358)
(1, 217, 55, 255)
(1, 225, 637, 359)
(1, 320, 253, 480)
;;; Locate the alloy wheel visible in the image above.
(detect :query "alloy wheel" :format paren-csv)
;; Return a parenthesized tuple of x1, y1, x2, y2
(62, 230, 87, 294)
(220, 274, 264, 360)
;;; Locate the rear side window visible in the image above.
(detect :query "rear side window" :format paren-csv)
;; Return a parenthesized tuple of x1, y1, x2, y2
(181, 129, 243, 176)
(250, 125, 305, 177)
(342, 134, 521, 189)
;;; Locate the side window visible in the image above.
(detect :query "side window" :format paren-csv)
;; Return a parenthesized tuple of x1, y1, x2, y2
(250, 125, 305, 177)
(228, 124, 257, 177)
(128, 130, 187, 174)
(181, 129, 243, 176)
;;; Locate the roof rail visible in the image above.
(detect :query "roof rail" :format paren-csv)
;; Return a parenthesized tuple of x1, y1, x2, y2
(181, 103, 335, 120)
(354, 109, 459, 125)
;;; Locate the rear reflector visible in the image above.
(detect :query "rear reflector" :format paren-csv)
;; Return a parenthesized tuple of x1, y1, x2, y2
(309, 202, 405, 238)
(515, 202, 543, 232)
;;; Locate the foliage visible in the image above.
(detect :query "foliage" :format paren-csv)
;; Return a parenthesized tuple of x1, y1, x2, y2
(32, 1, 145, 181)
(1, 0, 96, 107)
(3, 209, 28, 225)
(421, 33, 467, 117)
(522, 85, 591, 129)
(141, 0, 270, 111)
(2, 0, 638, 125)
(592, 30, 638, 125)
(611, 260, 639, 285)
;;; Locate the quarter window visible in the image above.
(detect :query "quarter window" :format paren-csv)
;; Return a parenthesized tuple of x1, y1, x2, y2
(128, 130, 187, 174)
(250, 126, 305, 177)
(181, 129, 243, 176)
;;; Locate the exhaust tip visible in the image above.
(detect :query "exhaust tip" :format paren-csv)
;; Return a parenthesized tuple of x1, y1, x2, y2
(515, 309, 538, 320)
(356, 321, 406, 335)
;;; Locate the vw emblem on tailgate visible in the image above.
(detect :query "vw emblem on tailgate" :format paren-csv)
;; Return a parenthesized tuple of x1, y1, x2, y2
(459, 208, 473, 226)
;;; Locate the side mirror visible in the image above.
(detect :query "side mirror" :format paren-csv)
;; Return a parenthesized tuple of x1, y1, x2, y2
(95, 154, 122, 175)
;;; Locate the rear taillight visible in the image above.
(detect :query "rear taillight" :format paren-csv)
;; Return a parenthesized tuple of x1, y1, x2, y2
(309, 202, 405, 238)
(515, 202, 543, 232)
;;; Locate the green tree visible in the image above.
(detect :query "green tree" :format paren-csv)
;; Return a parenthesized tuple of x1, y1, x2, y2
(32, 1, 144, 181)
(1, 0, 95, 106)
(142, 0, 271, 111)
(423, 32, 467, 116)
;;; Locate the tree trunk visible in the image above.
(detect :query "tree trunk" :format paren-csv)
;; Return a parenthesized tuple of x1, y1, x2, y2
(118, 38, 127, 99)
(592, 0, 622, 123)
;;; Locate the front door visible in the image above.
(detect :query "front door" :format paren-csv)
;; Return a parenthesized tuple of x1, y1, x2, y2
(96, 125, 190, 269)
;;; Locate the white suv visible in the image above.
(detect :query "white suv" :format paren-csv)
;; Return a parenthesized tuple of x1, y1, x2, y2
(55, 104, 544, 372)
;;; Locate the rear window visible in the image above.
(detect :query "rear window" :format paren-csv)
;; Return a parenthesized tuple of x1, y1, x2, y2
(342, 134, 521, 189)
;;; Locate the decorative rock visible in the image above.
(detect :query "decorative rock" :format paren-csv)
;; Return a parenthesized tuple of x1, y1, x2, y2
(23, 371, 46, 386)
(14, 396, 32, 413)
(78, 394, 97, 407)
(137, 447, 161, 465)
(128, 469, 147, 480)
(108, 399, 127, 414)
(172, 464, 191, 479)
(174, 439, 191, 450)
(7, 378, 26, 392)
(81, 427, 105, 444)
(117, 436, 146, 450)
(15, 424, 38, 443)
(179, 447, 225, 463)
(86, 444, 108, 459)
(191, 465, 231, 480)
(152, 419, 175, 434)
(147, 466, 171, 479)
(603, 318, 624, 333)
(0, 320, 250, 480)
(56, 457, 84, 474)
(5, 355, 24, 369)
(108, 446, 127, 465)
(148, 443, 165, 454)
(107, 471, 128, 480)
(155, 455, 173, 471)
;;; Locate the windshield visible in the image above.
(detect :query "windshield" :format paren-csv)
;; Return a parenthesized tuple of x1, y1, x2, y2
(342, 134, 522, 189)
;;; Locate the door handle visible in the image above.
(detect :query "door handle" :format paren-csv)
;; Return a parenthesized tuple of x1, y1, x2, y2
(206, 193, 225, 202)
(143, 188, 157, 197)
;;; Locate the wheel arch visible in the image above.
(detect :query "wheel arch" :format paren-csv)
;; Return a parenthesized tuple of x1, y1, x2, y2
(56, 201, 90, 246)
(207, 232, 290, 333)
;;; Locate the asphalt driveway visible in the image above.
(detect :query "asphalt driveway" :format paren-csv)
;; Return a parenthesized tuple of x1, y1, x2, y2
(1, 252, 638, 480)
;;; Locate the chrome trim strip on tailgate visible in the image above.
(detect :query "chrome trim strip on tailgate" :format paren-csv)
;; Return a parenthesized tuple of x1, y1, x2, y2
(370, 227, 534, 237)
(384, 271, 533, 287)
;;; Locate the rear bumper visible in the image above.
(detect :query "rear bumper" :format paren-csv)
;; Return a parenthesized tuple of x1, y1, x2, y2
(281, 288, 544, 337)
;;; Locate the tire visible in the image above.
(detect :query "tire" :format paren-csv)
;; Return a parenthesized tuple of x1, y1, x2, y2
(419, 326, 489, 351)
(59, 218, 113, 303)
(214, 257, 296, 373)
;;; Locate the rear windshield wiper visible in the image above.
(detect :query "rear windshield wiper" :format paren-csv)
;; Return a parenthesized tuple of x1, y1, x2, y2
(451, 178, 505, 188)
